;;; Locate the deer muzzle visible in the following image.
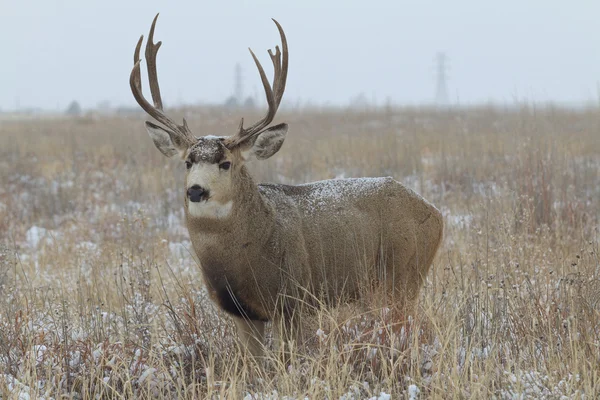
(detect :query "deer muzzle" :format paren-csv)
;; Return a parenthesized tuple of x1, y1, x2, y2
(187, 185, 208, 203)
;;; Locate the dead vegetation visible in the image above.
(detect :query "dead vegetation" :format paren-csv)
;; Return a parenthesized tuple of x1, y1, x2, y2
(0, 105, 599, 398)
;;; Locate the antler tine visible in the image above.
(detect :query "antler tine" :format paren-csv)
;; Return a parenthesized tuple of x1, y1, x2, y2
(129, 14, 194, 145)
(145, 13, 164, 110)
(270, 18, 289, 106)
(268, 47, 282, 103)
(228, 19, 288, 147)
(245, 48, 277, 132)
(130, 38, 175, 132)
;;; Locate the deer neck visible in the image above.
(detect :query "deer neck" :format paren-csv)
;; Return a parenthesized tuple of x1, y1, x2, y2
(230, 166, 274, 238)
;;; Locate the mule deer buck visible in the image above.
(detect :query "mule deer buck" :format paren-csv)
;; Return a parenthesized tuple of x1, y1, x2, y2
(130, 14, 443, 359)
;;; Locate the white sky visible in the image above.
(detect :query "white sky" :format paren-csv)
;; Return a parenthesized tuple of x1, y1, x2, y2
(1, 0, 599, 111)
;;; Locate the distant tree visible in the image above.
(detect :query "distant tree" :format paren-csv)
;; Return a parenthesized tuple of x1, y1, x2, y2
(224, 96, 239, 109)
(65, 100, 82, 116)
(243, 96, 256, 110)
(348, 92, 369, 110)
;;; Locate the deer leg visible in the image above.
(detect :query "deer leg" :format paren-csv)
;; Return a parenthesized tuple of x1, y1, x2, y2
(232, 316, 265, 359)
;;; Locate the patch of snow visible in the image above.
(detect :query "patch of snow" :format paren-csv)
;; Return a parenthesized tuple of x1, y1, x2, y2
(25, 226, 47, 248)
(401, 174, 420, 191)
(1, 374, 50, 400)
(166, 211, 186, 236)
(447, 213, 473, 228)
(138, 367, 157, 385)
(25, 226, 62, 250)
(31, 345, 47, 365)
(369, 392, 391, 400)
(166, 344, 188, 356)
(473, 181, 500, 197)
(297, 177, 393, 213)
(440, 207, 473, 229)
(76, 241, 97, 251)
(92, 345, 103, 361)
(316, 328, 327, 341)
(498, 370, 584, 399)
(168, 241, 188, 261)
(408, 384, 420, 399)
(69, 351, 81, 368)
(189, 137, 226, 162)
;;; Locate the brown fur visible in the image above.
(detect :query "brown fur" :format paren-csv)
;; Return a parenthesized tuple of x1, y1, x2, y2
(183, 156, 444, 356)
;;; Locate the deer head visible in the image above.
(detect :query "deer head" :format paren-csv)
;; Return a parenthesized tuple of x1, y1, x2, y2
(130, 14, 289, 219)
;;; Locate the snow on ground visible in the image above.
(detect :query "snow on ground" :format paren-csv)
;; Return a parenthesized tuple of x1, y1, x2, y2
(1, 373, 53, 400)
(445, 212, 474, 229)
(25, 226, 59, 249)
(407, 385, 420, 400)
(2, 134, 597, 399)
(496, 371, 584, 400)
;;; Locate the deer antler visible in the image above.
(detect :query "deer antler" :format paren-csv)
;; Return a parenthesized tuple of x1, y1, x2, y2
(226, 19, 288, 147)
(130, 14, 195, 147)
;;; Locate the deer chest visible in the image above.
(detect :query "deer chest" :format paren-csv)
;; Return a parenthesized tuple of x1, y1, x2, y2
(200, 259, 270, 322)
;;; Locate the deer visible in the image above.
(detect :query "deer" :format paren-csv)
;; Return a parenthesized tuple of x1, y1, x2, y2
(130, 14, 444, 360)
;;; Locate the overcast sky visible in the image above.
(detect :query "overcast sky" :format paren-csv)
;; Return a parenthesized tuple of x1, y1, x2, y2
(1, 0, 599, 111)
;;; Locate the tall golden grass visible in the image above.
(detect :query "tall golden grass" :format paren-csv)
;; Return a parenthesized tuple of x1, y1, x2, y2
(0, 106, 598, 398)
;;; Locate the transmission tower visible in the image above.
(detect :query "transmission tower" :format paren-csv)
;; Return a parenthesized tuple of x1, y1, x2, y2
(234, 62, 243, 103)
(435, 52, 449, 106)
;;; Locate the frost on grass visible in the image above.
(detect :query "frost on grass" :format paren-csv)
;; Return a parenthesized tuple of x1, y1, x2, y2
(497, 371, 584, 400)
(1, 108, 599, 398)
(2, 373, 50, 400)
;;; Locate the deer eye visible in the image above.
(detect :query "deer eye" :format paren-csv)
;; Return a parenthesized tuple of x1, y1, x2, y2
(219, 161, 231, 171)
(185, 161, 192, 170)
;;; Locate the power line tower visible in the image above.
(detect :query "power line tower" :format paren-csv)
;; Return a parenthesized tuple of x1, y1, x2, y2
(435, 52, 449, 107)
(225, 63, 245, 109)
(234, 62, 243, 103)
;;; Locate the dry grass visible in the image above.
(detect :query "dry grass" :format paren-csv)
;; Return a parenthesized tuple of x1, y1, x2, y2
(0, 105, 599, 399)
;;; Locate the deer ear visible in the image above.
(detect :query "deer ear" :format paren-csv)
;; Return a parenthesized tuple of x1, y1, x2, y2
(242, 123, 288, 161)
(145, 121, 187, 158)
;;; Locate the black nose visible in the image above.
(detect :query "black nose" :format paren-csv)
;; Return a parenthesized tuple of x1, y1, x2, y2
(187, 185, 207, 203)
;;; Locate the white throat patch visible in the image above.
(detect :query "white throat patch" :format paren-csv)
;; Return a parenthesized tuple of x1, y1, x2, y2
(188, 200, 233, 219)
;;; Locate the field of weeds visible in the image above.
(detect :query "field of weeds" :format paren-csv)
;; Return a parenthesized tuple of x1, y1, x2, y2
(0, 106, 599, 399)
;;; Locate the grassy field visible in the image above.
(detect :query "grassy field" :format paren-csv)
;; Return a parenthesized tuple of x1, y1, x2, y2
(0, 106, 599, 399)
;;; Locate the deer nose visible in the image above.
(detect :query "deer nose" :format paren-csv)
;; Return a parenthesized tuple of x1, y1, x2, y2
(187, 185, 207, 203)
